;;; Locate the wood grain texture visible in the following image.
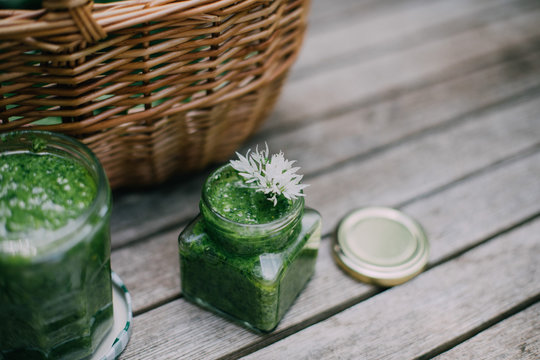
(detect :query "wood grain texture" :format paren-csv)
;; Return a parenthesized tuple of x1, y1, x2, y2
(249, 51, 540, 177)
(111, 230, 181, 313)
(243, 218, 540, 359)
(308, 0, 392, 29)
(294, 0, 520, 77)
(434, 303, 540, 359)
(401, 151, 540, 265)
(111, 176, 205, 248)
(305, 93, 540, 235)
(267, 6, 540, 131)
(117, 150, 540, 358)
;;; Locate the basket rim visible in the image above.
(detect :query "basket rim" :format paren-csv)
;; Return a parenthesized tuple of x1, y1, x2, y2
(0, 0, 270, 43)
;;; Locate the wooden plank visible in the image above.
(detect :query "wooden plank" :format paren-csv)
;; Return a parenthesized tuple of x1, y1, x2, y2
(112, 230, 181, 313)
(401, 150, 540, 266)
(112, 92, 540, 314)
(111, 49, 540, 248)
(111, 176, 205, 248)
(116, 147, 540, 357)
(306, 0, 506, 35)
(305, 93, 540, 235)
(309, 0, 394, 29)
(265, 7, 540, 132)
(244, 219, 540, 360)
(433, 302, 540, 359)
(248, 51, 540, 176)
(295, 0, 520, 76)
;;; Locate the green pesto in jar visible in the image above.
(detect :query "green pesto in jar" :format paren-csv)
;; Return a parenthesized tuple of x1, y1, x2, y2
(0, 152, 96, 236)
(179, 210, 320, 332)
(204, 165, 292, 224)
(179, 164, 322, 332)
(0, 140, 113, 360)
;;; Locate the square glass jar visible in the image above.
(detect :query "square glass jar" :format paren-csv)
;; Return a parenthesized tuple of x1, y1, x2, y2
(178, 164, 321, 332)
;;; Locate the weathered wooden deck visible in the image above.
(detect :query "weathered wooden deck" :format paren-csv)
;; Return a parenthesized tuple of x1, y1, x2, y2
(113, 0, 540, 358)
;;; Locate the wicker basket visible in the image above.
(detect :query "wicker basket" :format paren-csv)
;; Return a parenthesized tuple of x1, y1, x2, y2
(0, 0, 309, 188)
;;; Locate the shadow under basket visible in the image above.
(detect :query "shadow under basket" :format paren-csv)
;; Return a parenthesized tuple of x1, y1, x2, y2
(0, 0, 309, 188)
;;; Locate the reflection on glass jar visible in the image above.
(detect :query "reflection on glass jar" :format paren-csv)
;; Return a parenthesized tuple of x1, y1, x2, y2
(178, 164, 321, 332)
(0, 131, 113, 359)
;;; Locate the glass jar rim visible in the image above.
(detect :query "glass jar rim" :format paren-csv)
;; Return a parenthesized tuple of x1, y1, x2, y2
(0, 130, 110, 258)
(201, 163, 305, 230)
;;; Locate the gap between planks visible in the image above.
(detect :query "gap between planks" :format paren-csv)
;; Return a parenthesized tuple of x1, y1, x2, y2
(300, 86, 540, 182)
(292, 0, 534, 81)
(240, 218, 540, 360)
(431, 301, 540, 359)
(415, 295, 540, 359)
(262, 9, 540, 135)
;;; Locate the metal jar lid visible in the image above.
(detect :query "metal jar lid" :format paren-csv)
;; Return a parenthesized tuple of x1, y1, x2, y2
(333, 207, 429, 287)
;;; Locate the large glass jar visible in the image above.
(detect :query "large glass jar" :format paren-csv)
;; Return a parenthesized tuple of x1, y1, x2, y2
(0, 131, 113, 359)
(178, 164, 321, 332)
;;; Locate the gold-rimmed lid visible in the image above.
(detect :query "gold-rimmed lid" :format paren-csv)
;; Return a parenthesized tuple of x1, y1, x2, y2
(333, 207, 429, 287)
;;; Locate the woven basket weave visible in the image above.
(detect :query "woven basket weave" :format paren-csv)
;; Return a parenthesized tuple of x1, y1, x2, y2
(0, 0, 309, 188)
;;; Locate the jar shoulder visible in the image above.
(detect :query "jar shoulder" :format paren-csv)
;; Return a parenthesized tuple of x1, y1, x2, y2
(178, 209, 322, 283)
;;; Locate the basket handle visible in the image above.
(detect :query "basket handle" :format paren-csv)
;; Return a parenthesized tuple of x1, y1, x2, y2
(42, 0, 106, 43)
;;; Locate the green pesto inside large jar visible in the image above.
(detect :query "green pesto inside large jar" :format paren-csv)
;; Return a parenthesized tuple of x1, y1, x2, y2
(0, 131, 113, 360)
(0, 152, 96, 237)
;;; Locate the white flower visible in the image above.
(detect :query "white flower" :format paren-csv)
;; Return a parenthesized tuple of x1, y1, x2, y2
(230, 144, 308, 206)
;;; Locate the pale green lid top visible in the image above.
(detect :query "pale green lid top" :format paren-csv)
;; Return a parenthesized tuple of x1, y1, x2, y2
(333, 207, 429, 287)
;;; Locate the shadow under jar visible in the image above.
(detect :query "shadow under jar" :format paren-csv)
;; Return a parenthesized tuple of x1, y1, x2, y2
(0, 131, 113, 360)
(178, 164, 321, 332)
